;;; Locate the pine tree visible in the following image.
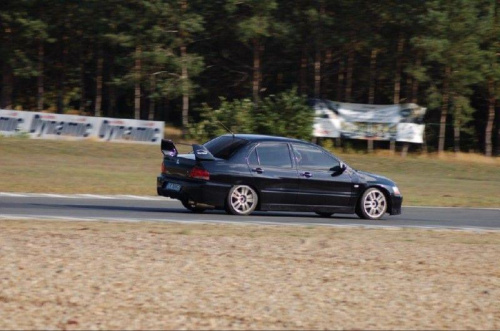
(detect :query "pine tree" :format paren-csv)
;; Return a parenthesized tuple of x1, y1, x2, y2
(478, 0, 500, 156)
(105, 0, 159, 119)
(414, 0, 483, 154)
(225, 0, 283, 104)
(0, 0, 48, 109)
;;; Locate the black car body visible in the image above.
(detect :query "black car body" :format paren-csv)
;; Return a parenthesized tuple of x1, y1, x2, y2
(157, 134, 402, 219)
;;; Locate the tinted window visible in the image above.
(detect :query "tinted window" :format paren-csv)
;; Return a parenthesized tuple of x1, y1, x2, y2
(255, 144, 292, 168)
(248, 148, 259, 165)
(292, 144, 338, 169)
(203, 136, 248, 159)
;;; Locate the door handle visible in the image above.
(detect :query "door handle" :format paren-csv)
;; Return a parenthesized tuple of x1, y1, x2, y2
(300, 172, 312, 178)
(252, 167, 264, 174)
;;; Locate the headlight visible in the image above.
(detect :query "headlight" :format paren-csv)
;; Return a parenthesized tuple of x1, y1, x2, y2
(393, 186, 401, 195)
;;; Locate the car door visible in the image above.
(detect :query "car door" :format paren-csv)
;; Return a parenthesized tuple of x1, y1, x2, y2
(247, 142, 299, 207)
(292, 143, 352, 208)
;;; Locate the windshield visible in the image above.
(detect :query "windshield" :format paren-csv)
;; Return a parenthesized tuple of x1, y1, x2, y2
(203, 136, 248, 160)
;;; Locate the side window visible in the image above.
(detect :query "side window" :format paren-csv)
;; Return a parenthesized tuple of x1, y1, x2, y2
(292, 144, 338, 170)
(255, 143, 293, 168)
(248, 148, 259, 165)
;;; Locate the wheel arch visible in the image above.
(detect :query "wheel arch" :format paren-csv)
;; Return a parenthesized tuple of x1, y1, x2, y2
(356, 185, 392, 213)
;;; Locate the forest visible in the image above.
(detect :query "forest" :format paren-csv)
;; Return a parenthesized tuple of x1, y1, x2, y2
(1, 0, 499, 155)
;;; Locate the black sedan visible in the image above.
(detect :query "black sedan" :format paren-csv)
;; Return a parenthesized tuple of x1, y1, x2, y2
(157, 134, 402, 220)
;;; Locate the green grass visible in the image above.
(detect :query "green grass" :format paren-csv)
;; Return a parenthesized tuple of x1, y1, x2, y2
(1, 136, 499, 207)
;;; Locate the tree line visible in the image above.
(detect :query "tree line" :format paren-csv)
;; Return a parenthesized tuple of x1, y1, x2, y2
(1, 0, 499, 155)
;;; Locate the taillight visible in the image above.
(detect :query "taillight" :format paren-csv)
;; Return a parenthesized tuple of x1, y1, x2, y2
(161, 162, 166, 173)
(189, 167, 210, 180)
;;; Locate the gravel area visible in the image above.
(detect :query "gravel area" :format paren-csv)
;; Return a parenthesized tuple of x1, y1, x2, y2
(1, 220, 499, 330)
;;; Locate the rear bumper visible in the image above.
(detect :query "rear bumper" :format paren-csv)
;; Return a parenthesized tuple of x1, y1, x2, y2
(157, 174, 230, 208)
(390, 195, 403, 215)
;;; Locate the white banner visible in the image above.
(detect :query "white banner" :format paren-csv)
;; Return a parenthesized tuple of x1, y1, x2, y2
(96, 118, 164, 144)
(0, 109, 34, 136)
(0, 109, 164, 144)
(29, 112, 99, 139)
(312, 99, 426, 143)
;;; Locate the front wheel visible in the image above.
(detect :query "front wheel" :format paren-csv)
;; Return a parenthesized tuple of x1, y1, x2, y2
(356, 188, 388, 220)
(226, 185, 258, 215)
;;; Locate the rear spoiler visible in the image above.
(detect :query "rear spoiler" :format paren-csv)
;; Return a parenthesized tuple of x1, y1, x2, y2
(161, 139, 215, 161)
(161, 139, 178, 157)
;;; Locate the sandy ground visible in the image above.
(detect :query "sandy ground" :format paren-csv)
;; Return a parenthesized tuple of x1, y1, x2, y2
(0, 220, 499, 330)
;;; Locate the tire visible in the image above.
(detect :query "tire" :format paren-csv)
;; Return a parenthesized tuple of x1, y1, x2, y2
(315, 211, 333, 217)
(356, 187, 388, 220)
(181, 200, 206, 213)
(226, 185, 258, 216)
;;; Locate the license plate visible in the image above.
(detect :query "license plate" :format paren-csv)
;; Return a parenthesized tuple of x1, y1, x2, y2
(166, 182, 181, 192)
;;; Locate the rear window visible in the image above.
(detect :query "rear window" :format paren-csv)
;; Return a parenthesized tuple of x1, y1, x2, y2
(203, 136, 248, 159)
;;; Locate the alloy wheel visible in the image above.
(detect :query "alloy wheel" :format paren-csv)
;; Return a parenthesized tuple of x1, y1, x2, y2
(227, 185, 258, 215)
(358, 188, 387, 220)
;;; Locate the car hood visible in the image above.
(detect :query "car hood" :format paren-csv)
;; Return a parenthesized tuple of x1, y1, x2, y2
(355, 170, 395, 186)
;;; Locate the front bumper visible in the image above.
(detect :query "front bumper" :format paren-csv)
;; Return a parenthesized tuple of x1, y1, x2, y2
(390, 194, 403, 215)
(156, 174, 230, 208)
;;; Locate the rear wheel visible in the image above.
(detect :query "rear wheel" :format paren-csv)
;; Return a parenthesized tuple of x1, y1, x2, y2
(181, 200, 206, 213)
(315, 211, 333, 217)
(226, 185, 258, 215)
(356, 188, 387, 220)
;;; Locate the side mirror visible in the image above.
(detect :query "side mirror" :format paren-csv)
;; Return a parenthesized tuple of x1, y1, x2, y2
(331, 162, 347, 175)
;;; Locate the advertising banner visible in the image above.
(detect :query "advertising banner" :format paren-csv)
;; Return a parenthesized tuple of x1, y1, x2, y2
(311, 99, 427, 143)
(0, 109, 164, 144)
(96, 117, 164, 144)
(0, 109, 34, 136)
(29, 112, 99, 140)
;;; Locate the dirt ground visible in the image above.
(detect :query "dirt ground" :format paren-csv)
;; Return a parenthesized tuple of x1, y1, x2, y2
(0, 220, 499, 330)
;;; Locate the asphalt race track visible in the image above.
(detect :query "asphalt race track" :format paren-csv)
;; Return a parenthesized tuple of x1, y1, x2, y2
(0, 193, 499, 231)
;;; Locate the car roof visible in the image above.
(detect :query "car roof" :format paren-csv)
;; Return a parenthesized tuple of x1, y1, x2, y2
(221, 134, 308, 144)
